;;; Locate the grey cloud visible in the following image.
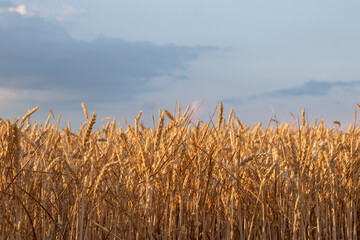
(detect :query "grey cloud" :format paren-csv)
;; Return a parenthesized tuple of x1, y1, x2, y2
(265, 80, 360, 97)
(223, 80, 360, 104)
(222, 98, 245, 105)
(0, 12, 218, 105)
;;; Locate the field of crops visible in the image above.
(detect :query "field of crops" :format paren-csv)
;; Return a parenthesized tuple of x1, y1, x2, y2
(1, 102, 360, 239)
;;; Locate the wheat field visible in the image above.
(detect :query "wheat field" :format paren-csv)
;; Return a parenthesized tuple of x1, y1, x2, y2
(1, 102, 360, 239)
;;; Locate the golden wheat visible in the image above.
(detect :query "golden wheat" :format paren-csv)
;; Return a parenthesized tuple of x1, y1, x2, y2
(1, 103, 360, 239)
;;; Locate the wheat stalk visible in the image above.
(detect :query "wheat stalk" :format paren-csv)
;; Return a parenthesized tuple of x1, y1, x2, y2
(2, 103, 360, 239)
(81, 102, 89, 120)
(19, 106, 39, 128)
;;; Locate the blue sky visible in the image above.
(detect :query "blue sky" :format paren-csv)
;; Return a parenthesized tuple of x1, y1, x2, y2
(1, 0, 360, 128)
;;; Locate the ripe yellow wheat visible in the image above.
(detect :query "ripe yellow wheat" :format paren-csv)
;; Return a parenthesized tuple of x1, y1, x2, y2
(0, 102, 359, 239)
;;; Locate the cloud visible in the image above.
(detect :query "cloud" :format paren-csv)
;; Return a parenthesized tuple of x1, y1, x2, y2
(265, 80, 360, 98)
(0, 12, 217, 106)
(56, 5, 83, 21)
(190, 100, 208, 120)
(1, 3, 85, 21)
(223, 80, 360, 105)
(8, 5, 30, 16)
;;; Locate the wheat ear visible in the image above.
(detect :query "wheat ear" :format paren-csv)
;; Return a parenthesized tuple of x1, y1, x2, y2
(81, 102, 89, 120)
(83, 113, 96, 149)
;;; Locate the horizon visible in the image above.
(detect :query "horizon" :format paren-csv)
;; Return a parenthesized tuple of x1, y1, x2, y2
(11, 101, 360, 133)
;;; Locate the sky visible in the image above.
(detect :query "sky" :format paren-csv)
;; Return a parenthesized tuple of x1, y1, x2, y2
(1, 0, 360, 129)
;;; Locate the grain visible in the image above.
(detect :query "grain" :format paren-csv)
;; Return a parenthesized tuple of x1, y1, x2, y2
(154, 110, 164, 151)
(217, 101, 223, 129)
(302, 108, 306, 126)
(19, 106, 39, 128)
(83, 113, 96, 149)
(164, 109, 175, 121)
(81, 102, 88, 120)
(1, 103, 359, 239)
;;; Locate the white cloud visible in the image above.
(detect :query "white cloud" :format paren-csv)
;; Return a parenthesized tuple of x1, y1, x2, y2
(191, 100, 208, 120)
(4, 4, 83, 21)
(8, 5, 33, 16)
(56, 5, 83, 22)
